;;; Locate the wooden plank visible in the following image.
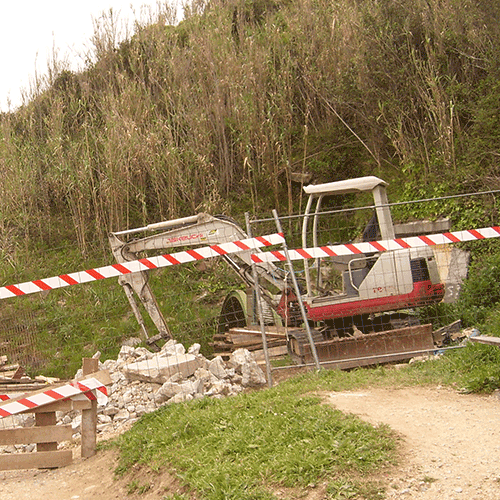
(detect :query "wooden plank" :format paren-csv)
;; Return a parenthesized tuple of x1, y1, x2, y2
(231, 325, 303, 334)
(227, 334, 263, 346)
(0, 450, 72, 471)
(0, 384, 47, 392)
(36, 411, 57, 452)
(27, 399, 92, 413)
(469, 335, 500, 347)
(0, 369, 109, 410)
(81, 358, 98, 459)
(0, 425, 72, 446)
(0, 364, 20, 373)
(82, 357, 99, 376)
(81, 400, 97, 458)
(12, 366, 26, 379)
(252, 345, 289, 362)
(229, 327, 290, 338)
(84, 369, 112, 386)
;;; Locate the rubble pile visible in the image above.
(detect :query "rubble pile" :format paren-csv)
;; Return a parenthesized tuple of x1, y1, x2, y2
(0, 340, 267, 453)
(86, 340, 266, 433)
(72, 340, 266, 440)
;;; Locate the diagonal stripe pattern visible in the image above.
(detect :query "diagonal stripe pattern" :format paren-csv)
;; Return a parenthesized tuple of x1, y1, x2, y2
(0, 227, 499, 300)
(249, 226, 500, 264)
(0, 233, 285, 300)
(0, 377, 108, 418)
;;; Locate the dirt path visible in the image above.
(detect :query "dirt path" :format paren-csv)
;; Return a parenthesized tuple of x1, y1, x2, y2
(0, 448, 187, 500)
(326, 385, 500, 499)
(0, 385, 499, 499)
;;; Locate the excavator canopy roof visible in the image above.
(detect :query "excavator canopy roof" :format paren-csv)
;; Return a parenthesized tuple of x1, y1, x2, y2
(303, 176, 388, 197)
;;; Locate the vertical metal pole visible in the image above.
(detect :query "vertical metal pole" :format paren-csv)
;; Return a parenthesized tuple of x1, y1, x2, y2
(272, 209, 321, 371)
(245, 213, 273, 388)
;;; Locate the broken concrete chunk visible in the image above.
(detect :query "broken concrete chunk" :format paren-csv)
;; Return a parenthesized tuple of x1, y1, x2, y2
(166, 393, 193, 405)
(40, 342, 268, 447)
(228, 348, 267, 386)
(228, 348, 253, 372)
(118, 345, 136, 361)
(208, 356, 228, 379)
(114, 409, 131, 422)
(123, 353, 204, 384)
(194, 367, 215, 385)
(154, 379, 203, 404)
(159, 339, 186, 357)
(188, 343, 201, 355)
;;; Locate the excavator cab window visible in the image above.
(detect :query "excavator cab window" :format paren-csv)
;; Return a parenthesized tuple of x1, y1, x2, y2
(362, 212, 380, 242)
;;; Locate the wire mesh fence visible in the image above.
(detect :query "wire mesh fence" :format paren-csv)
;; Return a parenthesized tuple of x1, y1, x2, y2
(1, 187, 500, 438)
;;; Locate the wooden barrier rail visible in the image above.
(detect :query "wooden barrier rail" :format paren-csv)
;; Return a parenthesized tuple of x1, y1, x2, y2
(0, 358, 108, 471)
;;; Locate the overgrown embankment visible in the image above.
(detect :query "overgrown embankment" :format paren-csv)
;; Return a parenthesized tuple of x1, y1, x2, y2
(1, 0, 500, 255)
(1, 0, 500, 378)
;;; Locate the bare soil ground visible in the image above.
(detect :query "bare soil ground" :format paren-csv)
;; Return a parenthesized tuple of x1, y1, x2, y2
(326, 385, 500, 499)
(0, 385, 499, 500)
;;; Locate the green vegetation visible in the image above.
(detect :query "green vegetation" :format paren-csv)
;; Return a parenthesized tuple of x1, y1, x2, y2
(2, 0, 500, 253)
(2, 2, 500, 496)
(108, 347, 500, 498)
(0, 0, 500, 384)
(112, 371, 397, 500)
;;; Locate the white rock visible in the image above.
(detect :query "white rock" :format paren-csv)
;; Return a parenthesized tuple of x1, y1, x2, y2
(188, 343, 201, 355)
(228, 349, 266, 387)
(136, 405, 147, 416)
(208, 356, 228, 379)
(154, 379, 202, 404)
(166, 393, 193, 404)
(118, 345, 135, 361)
(98, 414, 112, 424)
(206, 380, 233, 397)
(114, 409, 130, 422)
(103, 406, 120, 417)
(159, 339, 182, 356)
(195, 367, 215, 385)
(123, 353, 204, 384)
(123, 390, 134, 404)
(72, 415, 82, 433)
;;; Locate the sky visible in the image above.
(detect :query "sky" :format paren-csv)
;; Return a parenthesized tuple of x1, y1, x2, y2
(0, 1, 179, 112)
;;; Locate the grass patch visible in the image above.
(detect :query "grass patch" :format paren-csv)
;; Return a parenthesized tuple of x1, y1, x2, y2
(108, 347, 500, 498)
(281, 342, 500, 395)
(126, 480, 151, 495)
(401, 342, 500, 393)
(112, 373, 397, 500)
(326, 478, 385, 500)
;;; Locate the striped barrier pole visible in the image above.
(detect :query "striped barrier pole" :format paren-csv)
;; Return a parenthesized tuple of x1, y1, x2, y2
(250, 226, 500, 264)
(0, 233, 285, 300)
(0, 227, 498, 300)
(0, 376, 108, 419)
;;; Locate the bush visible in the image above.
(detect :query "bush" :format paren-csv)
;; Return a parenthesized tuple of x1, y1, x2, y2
(454, 250, 500, 329)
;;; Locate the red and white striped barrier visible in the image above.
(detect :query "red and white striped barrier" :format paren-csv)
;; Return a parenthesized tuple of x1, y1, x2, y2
(0, 227, 498, 300)
(0, 376, 108, 419)
(0, 233, 285, 300)
(250, 226, 500, 264)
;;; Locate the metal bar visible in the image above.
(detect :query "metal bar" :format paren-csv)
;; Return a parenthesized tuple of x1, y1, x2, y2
(245, 213, 273, 388)
(112, 215, 200, 236)
(272, 209, 321, 371)
(252, 189, 500, 223)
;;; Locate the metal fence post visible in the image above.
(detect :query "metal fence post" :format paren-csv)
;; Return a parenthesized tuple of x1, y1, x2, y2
(245, 213, 273, 388)
(272, 209, 321, 371)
